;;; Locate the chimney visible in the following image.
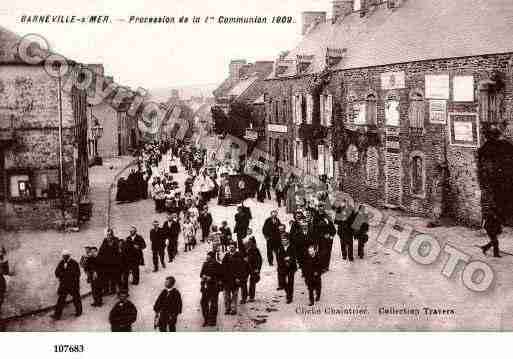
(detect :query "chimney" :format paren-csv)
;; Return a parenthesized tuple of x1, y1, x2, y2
(301, 11, 327, 36)
(332, 1, 353, 22)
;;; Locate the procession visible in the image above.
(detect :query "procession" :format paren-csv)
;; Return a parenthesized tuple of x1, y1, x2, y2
(40, 139, 371, 331)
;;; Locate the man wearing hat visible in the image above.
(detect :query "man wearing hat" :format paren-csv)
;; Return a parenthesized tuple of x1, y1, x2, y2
(80, 246, 103, 307)
(52, 250, 82, 320)
(200, 251, 223, 326)
(109, 290, 138, 331)
(150, 220, 166, 272)
(153, 276, 182, 332)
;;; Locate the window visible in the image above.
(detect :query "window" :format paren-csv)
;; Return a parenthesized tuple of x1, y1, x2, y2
(318, 144, 325, 175)
(366, 93, 377, 125)
(320, 93, 333, 126)
(306, 94, 313, 124)
(283, 99, 288, 124)
(354, 102, 366, 125)
(453, 75, 474, 102)
(301, 95, 307, 124)
(385, 97, 400, 126)
(10, 174, 31, 199)
(283, 139, 289, 164)
(268, 138, 273, 158)
(410, 152, 425, 196)
(274, 100, 279, 123)
(409, 90, 425, 129)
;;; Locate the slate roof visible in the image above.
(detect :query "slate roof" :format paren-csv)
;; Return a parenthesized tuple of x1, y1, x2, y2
(271, 0, 513, 78)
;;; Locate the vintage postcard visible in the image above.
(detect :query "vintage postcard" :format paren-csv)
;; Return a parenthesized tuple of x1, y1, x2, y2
(1, 0, 513, 336)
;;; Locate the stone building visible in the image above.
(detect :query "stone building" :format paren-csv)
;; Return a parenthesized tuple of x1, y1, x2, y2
(263, 0, 513, 226)
(0, 27, 89, 229)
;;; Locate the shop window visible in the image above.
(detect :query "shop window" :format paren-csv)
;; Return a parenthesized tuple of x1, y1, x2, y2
(409, 90, 425, 129)
(410, 152, 425, 197)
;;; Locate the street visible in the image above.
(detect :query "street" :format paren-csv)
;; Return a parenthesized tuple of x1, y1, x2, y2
(5, 150, 513, 332)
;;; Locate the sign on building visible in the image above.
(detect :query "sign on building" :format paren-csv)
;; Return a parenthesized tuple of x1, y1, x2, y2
(449, 113, 480, 147)
(429, 100, 447, 124)
(453, 75, 474, 102)
(425, 74, 450, 99)
(381, 71, 405, 90)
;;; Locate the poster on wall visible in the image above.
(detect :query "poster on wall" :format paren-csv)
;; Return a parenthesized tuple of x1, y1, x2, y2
(449, 112, 480, 147)
(425, 74, 450, 99)
(429, 99, 447, 124)
(381, 71, 406, 90)
(453, 75, 474, 102)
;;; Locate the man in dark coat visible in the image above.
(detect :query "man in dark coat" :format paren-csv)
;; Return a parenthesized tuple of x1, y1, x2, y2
(234, 205, 250, 242)
(0, 266, 6, 319)
(243, 237, 262, 303)
(200, 252, 223, 326)
(81, 246, 103, 307)
(262, 210, 282, 266)
(122, 226, 147, 286)
(150, 221, 166, 272)
(335, 202, 355, 262)
(98, 229, 122, 295)
(302, 245, 323, 305)
(199, 207, 213, 243)
(52, 250, 82, 320)
(291, 222, 310, 270)
(313, 204, 336, 272)
(153, 276, 182, 332)
(162, 213, 181, 262)
(481, 210, 503, 258)
(277, 234, 297, 304)
(109, 290, 137, 332)
(221, 242, 247, 315)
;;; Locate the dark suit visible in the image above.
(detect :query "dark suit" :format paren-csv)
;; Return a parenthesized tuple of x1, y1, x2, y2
(150, 228, 166, 271)
(162, 220, 180, 262)
(244, 246, 263, 301)
(0, 273, 6, 317)
(98, 238, 122, 294)
(277, 243, 297, 302)
(262, 217, 281, 265)
(222, 251, 247, 314)
(121, 235, 147, 286)
(335, 208, 355, 261)
(109, 300, 137, 331)
(313, 214, 336, 271)
(234, 211, 250, 242)
(200, 259, 223, 325)
(302, 254, 322, 304)
(199, 212, 213, 242)
(53, 258, 82, 318)
(153, 288, 182, 331)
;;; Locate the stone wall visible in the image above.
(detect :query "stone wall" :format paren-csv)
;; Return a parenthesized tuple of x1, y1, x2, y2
(262, 53, 513, 226)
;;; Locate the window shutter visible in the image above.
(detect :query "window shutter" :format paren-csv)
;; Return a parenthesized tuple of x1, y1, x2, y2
(326, 94, 333, 127)
(306, 94, 313, 124)
(291, 95, 296, 124)
(320, 95, 325, 126)
(298, 95, 303, 124)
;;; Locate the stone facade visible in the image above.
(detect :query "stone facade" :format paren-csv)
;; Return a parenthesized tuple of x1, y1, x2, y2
(0, 65, 89, 229)
(263, 53, 513, 226)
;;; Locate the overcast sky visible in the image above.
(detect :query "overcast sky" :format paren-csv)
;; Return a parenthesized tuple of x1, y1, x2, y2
(0, 0, 332, 90)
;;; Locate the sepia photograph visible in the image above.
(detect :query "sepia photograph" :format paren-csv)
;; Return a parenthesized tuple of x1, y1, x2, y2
(0, 0, 513, 345)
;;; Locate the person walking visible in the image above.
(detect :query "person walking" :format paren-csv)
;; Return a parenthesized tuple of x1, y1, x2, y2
(219, 221, 232, 252)
(52, 250, 82, 320)
(109, 290, 137, 332)
(98, 228, 122, 295)
(150, 220, 166, 272)
(162, 213, 180, 262)
(200, 252, 223, 327)
(481, 210, 503, 258)
(234, 205, 250, 244)
(277, 234, 297, 304)
(262, 210, 282, 266)
(302, 245, 322, 306)
(335, 202, 355, 262)
(199, 206, 213, 243)
(153, 276, 182, 332)
(221, 243, 246, 315)
(122, 226, 147, 286)
(80, 246, 103, 307)
(244, 237, 262, 303)
(313, 204, 336, 272)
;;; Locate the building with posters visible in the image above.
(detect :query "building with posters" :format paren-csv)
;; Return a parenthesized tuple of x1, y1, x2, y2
(262, 0, 513, 226)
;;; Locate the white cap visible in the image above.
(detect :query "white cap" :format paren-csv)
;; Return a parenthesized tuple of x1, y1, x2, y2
(62, 250, 71, 256)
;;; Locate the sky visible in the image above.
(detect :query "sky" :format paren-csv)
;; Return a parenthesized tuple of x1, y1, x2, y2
(0, 0, 333, 90)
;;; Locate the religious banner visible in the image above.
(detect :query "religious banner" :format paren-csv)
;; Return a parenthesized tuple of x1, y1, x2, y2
(449, 113, 480, 147)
